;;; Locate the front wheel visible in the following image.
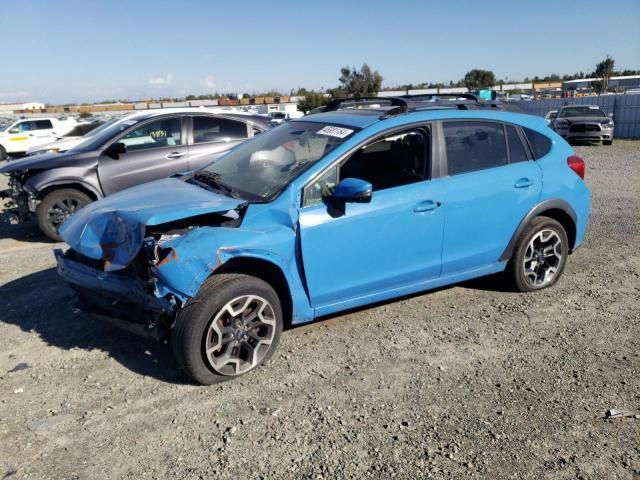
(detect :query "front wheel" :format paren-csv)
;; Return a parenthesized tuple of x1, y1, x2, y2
(603, 140, 613, 146)
(0, 144, 7, 161)
(507, 216, 569, 292)
(171, 274, 283, 385)
(36, 188, 92, 241)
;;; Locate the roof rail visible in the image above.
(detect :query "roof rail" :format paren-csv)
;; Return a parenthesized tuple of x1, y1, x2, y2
(310, 93, 522, 119)
(322, 96, 412, 112)
(402, 93, 481, 102)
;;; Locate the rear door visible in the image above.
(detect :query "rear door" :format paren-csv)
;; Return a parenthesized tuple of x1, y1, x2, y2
(97, 115, 189, 195)
(187, 115, 250, 171)
(438, 120, 543, 274)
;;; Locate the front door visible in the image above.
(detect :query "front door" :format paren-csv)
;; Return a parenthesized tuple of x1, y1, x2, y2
(98, 116, 189, 195)
(298, 128, 445, 310)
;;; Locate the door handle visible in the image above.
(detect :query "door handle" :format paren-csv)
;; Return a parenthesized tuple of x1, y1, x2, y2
(166, 152, 185, 159)
(413, 200, 441, 213)
(514, 178, 535, 188)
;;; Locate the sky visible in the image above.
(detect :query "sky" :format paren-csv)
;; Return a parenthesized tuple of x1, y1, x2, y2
(1, 0, 639, 104)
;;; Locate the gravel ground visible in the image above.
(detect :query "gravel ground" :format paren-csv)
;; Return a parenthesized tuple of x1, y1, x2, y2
(0, 142, 638, 480)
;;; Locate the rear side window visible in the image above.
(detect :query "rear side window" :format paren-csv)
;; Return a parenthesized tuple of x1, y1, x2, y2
(192, 116, 247, 144)
(34, 120, 53, 130)
(506, 125, 529, 163)
(523, 127, 552, 159)
(443, 121, 507, 175)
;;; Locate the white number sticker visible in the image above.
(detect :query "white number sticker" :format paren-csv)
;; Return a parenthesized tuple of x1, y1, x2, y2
(317, 126, 354, 138)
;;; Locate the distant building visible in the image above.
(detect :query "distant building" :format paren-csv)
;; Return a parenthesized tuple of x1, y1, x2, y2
(562, 75, 640, 93)
(0, 102, 45, 114)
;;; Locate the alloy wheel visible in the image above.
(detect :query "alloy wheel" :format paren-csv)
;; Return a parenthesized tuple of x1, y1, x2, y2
(204, 295, 276, 376)
(523, 229, 563, 287)
(47, 197, 82, 229)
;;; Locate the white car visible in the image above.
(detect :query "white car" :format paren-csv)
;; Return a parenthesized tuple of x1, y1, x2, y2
(544, 110, 558, 126)
(25, 119, 115, 155)
(269, 110, 304, 124)
(0, 117, 77, 160)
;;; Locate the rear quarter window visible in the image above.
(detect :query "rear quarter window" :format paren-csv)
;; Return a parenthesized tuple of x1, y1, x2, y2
(523, 127, 552, 159)
(34, 120, 53, 130)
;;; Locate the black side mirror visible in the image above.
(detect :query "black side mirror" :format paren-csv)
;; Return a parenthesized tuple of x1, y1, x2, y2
(331, 177, 372, 203)
(104, 142, 126, 159)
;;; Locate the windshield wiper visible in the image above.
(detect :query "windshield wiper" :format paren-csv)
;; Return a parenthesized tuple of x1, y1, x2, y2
(192, 171, 239, 198)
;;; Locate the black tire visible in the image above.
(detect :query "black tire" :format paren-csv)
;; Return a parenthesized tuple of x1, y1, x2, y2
(36, 188, 92, 241)
(0, 144, 7, 161)
(172, 274, 283, 385)
(603, 140, 613, 146)
(506, 216, 569, 292)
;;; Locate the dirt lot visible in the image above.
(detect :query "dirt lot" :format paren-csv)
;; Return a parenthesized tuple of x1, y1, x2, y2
(0, 142, 638, 480)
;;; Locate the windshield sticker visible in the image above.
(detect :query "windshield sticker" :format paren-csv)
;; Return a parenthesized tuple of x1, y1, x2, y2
(317, 126, 354, 138)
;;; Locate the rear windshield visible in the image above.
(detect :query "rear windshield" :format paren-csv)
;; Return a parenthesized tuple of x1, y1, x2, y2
(559, 106, 606, 117)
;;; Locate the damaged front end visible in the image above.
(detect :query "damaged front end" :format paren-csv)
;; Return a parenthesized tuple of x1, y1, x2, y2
(0, 172, 33, 223)
(54, 177, 248, 340)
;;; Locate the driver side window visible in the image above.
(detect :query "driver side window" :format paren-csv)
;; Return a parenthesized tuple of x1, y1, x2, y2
(303, 128, 429, 207)
(119, 117, 182, 151)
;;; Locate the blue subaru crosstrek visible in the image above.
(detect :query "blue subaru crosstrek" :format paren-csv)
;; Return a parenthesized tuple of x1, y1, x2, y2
(54, 96, 591, 384)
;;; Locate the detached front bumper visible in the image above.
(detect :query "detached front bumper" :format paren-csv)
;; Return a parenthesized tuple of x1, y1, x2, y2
(55, 249, 177, 340)
(1, 180, 33, 222)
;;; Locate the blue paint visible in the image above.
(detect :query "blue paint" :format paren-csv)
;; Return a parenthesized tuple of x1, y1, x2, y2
(59, 177, 244, 270)
(57, 107, 591, 328)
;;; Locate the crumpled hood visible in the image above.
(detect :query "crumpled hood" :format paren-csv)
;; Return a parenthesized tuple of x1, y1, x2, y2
(59, 177, 245, 270)
(0, 149, 93, 173)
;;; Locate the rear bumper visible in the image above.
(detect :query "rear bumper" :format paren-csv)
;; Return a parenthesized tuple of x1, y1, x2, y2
(55, 249, 176, 340)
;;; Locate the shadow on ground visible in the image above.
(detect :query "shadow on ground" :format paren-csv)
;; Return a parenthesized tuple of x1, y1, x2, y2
(0, 212, 51, 242)
(1, 266, 514, 382)
(0, 267, 188, 384)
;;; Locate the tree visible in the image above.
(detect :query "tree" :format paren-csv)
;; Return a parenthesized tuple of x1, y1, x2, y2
(297, 91, 328, 113)
(595, 55, 615, 93)
(462, 69, 496, 91)
(336, 63, 383, 97)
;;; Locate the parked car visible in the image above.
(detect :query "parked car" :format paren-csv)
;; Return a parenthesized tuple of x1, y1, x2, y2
(0, 108, 271, 240)
(552, 105, 614, 145)
(25, 118, 115, 155)
(544, 110, 558, 126)
(0, 117, 78, 160)
(269, 110, 305, 124)
(53, 96, 591, 384)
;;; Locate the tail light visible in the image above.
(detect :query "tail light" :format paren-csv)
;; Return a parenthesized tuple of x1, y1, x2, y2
(567, 155, 585, 179)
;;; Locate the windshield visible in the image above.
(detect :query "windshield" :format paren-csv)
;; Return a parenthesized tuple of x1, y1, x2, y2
(559, 106, 606, 118)
(190, 121, 358, 201)
(69, 115, 142, 151)
(63, 120, 106, 137)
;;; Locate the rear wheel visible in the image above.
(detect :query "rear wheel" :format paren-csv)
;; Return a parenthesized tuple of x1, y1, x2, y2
(36, 188, 92, 241)
(0, 145, 7, 161)
(507, 216, 569, 292)
(172, 274, 283, 385)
